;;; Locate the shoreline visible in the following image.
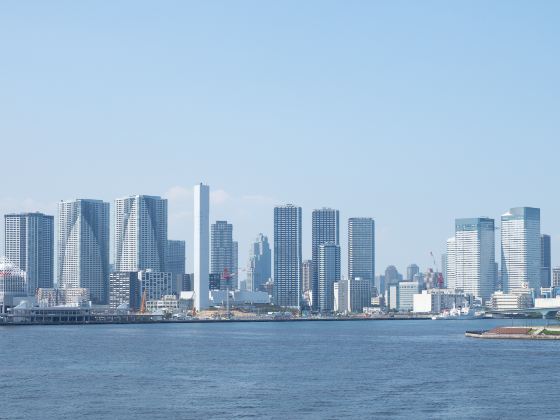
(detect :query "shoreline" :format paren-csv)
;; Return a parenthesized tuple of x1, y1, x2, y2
(0, 315, 439, 327)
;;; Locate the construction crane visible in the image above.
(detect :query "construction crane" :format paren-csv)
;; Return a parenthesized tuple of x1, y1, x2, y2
(430, 251, 444, 289)
(139, 289, 148, 314)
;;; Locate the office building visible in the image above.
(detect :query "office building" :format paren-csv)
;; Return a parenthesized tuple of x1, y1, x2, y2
(109, 272, 141, 311)
(541, 234, 551, 288)
(501, 207, 541, 293)
(318, 243, 340, 312)
(384, 265, 401, 287)
(4, 212, 54, 294)
(273, 204, 302, 308)
(398, 281, 420, 311)
(446, 237, 456, 290)
(37, 288, 90, 308)
(553, 268, 560, 288)
(232, 241, 238, 290)
(138, 270, 173, 300)
(166, 239, 186, 294)
(247, 234, 271, 292)
(194, 183, 210, 310)
(490, 291, 533, 311)
(406, 264, 420, 281)
(312, 208, 339, 310)
(348, 218, 375, 284)
(211, 221, 234, 278)
(114, 195, 168, 272)
(334, 278, 371, 313)
(454, 218, 496, 303)
(57, 199, 110, 304)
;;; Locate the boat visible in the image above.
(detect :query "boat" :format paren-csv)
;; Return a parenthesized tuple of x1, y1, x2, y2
(431, 306, 481, 320)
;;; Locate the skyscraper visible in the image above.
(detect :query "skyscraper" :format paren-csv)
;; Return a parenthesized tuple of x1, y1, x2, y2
(274, 204, 302, 308)
(4, 212, 54, 294)
(57, 199, 110, 304)
(211, 221, 234, 278)
(406, 264, 420, 281)
(114, 195, 168, 272)
(541, 234, 551, 288)
(312, 208, 339, 310)
(246, 234, 271, 292)
(454, 218, 496, 302)
(301, 259, 313, 295)
(318, 243, 340, 312)
(232, 241, 238, 290)
(446, 237, 456, 290)
(348, 218, 375, 286)
(501, 207, 541, 293)
(194, 184, 210, 310)
(166, 239, 186, 294)
(166, 240, 186, 276)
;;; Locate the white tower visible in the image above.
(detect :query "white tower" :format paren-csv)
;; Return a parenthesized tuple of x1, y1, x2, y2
(194, 183, 210, 310)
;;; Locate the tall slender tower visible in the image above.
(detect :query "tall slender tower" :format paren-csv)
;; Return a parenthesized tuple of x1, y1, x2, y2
(501, 207, 541, 293)
(312, 208, 339, 310)
(58, 199, 110, 304)
(4, 212, 54, 294)
(114, 195, 168, 272)
(194, 184, 210, 310)
(348, 218, 375, 285)
(274, 204, 302, 308)
(318, 243, 340, 312)
(541, 234, 551, 288)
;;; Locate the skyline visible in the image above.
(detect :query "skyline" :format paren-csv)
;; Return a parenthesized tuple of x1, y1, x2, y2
(2, 1, 559, 272)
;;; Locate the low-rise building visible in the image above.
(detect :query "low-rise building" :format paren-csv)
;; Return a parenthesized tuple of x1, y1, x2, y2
(398, 281, 420, 311)
(413, 289, 467, 313)
(491, 291, 533, 311)
(109, 272, 141, 311)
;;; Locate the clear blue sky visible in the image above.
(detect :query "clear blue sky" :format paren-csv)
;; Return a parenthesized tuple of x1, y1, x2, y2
(1, 1, 559, 275)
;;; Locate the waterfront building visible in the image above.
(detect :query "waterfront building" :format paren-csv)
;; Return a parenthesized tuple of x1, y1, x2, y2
(57, 199, 110, 304)
(490, 291, 533, 311)
(501, 207, 541, 293)
(348, 217, 375, 285)
(109, 272, 141, 311)
(4, 212, 54, 294)
(273, 204, 302, 308)
(194, 183, 210, 310)
(0, 257, 27, 310)
(301, 259, 313, 306)
(312, 208, 340, 310)
(398, 281, 420, 311)
(454, 218, 496, 303)
(412, 289, 467, 313)
(553, 267, 560, 288)
(406, 264, 420, 281)
(138, 270, 173, 300)
(114, 195, 168, 273)
(36, 288, 90, 307)
(246, 234, 271, 292)
(334, 278, 371, 313)
(387, 284, 398, 311)
(541, 234, 551, 288)
(318, 243, 340, 312)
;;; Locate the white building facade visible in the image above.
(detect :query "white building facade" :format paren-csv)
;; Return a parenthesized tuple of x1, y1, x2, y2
(194, 184, 210, 310)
